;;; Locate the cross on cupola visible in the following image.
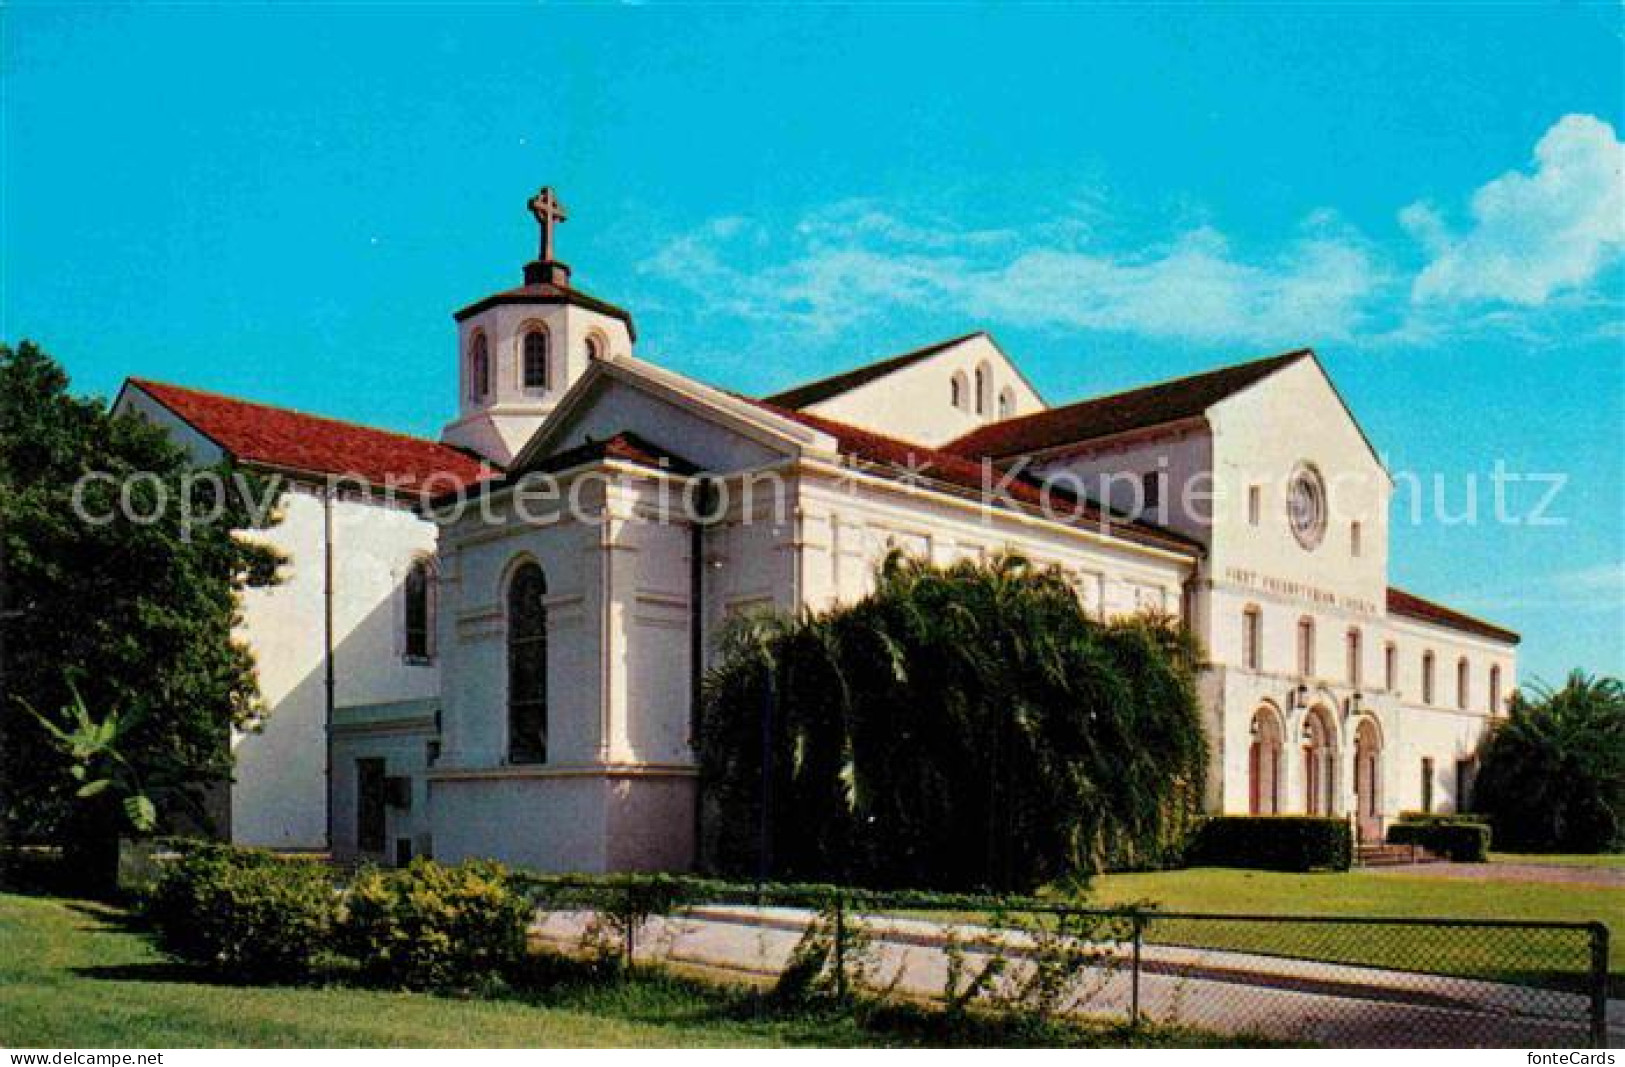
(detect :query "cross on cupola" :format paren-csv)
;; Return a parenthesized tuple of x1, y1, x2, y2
(528, 186, 568, 263)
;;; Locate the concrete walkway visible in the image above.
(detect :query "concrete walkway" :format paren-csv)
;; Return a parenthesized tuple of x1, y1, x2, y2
(1365, 862, 1625, 888)
(532, 905, 1622, 1048)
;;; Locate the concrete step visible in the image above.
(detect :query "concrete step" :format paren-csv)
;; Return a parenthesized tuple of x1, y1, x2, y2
(1356, 843, 1445, 867)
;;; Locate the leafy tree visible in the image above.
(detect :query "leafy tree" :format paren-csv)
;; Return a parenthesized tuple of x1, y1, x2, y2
(0, 340, 282, 888)
(698, 551, 1208, 892)
(1473, 671, 1625, 853)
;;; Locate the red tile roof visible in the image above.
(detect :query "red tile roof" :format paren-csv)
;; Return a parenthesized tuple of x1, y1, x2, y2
(519, 431, 697, 477)
(127, 379, 498, 496)
(1387, 587, 1520, 645)
(948, 349, 1311, 460)
(764, 331, 987, 410)
(748, 399, 1201, 556)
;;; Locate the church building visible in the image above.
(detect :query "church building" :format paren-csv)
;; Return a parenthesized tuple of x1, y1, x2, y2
(112, 189, 1519, 870)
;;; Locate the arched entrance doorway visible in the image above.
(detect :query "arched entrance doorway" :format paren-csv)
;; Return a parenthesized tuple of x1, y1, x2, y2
(1301, 706, 1337, 816)
(1353, 719, 1383, 842)
(1248, 707, 1284, 814)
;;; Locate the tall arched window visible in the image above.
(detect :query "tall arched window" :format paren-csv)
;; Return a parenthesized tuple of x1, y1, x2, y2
(469, 333, 490, 400)
(507, 562, 549, 763)
(1489, 665, 1503, 714)
(1242, 606, 1263, 670)
(522, 330, 550, 392)
(1346, 627, 1362, 686)
(950, 373, 967, 410)
(1297, 617, 1316, 677)
(403, 559, 434, 663)
(585, 333, 606, 361)
(1302, 707, 1336, 816)
(997, 386, 1016, 418)
(1248, 707, 1283, 814)
(1456, 657, 1470, 710)
(974, 363, 991, 415)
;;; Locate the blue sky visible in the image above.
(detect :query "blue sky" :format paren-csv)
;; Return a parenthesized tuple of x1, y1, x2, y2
(4, 4, 1621, 682)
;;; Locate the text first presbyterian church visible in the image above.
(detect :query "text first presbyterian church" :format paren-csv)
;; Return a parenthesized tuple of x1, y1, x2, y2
(113, 190, 1519, 870)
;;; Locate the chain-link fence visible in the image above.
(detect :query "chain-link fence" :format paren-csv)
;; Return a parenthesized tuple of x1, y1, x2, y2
(1124, 911, 1607, 1047)
(522, 876, 1612, 1048)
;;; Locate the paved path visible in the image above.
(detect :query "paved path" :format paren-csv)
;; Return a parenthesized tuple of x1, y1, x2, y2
(532, 905, 1622, 1048)
(1365, 862, 1625, 888)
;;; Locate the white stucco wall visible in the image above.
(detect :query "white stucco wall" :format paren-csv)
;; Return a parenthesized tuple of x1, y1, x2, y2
(1033, 425, 1214, 543)
(800, 334, 1046, 447)
(443, 299, 635, 465)
(114, 383, 445, 850)
(330, 699, 438, 862)
(429, 465, 699, 871)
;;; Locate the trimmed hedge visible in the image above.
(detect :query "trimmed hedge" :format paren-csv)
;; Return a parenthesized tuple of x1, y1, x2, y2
(1186, 816, 1353, 872)
(1387, 818, 1491, 862)
(145, 843, 339, 983)
(337, 858, 531, 989)
(1395, 811, 1485, 826)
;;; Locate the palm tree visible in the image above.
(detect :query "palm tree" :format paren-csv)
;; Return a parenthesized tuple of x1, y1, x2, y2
(1474, 671, 1625, 853)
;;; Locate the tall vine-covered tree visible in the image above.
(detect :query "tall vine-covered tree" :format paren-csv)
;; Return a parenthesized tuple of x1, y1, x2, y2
(698, 552, 1208, 892)
(0, 341, 283, 887)
(1473, 671, 1624, 853)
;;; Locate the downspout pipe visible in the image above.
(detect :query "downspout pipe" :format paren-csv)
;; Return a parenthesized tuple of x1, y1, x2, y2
(688, 476, 717, 868)
(322, 487, 336, 854)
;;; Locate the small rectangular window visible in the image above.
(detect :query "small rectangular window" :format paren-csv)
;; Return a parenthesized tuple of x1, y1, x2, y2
(1421, 757, 1435, 814)
(1247, 485, 1261, 526)
(1385, 644, 1397, 691)
(1243, 609, 1262, 670)
(1346, 629, 1362, 686)
(1297, 618, 1315, 677)
(1422, 652, 1436, 704)
(1142, 471, 1162, 512)
(1351, 521, 1363, 557)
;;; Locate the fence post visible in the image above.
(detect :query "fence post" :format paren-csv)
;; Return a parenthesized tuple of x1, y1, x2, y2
(833, 891, 848, 1003)
(1590, 922, 1610, 1049)
(1130, 911, 1145, 1029)
(625, 883, 636, 972)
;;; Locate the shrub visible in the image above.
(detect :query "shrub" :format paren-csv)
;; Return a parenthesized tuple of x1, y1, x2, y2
(337, 858, 530, 989)
(1386, 818, 1491, 862)
(699, 552, 1208, 892)
(1395, 811, 1485, 826)
(145, 844, 337, 983)
(1186, 816, 1352, 872)
(1474, 672, 1625, 853)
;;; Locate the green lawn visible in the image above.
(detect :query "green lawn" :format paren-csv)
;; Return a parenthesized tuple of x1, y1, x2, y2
(1083, 867, 1624, 992)
(0, 893, 1225, 1048)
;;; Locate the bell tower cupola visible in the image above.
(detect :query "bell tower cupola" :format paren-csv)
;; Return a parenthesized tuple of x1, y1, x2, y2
(442, 186, 636, 466)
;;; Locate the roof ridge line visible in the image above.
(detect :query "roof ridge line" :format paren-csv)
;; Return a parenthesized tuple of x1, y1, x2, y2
(1009, 347, 1311, 425)
(763, 329, 988, 408)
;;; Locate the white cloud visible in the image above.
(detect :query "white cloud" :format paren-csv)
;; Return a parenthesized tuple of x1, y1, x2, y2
(642, 200, 1384, 346)
(1406, 114, 1625, 306)
(974, 219, 1383, 343)
(642, 115, 1623, 348)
